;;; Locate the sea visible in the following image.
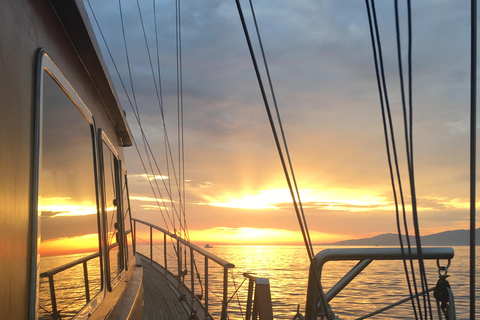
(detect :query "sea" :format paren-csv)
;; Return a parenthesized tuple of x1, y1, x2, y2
(39, 245, 479, 319)
(137, 244, 480, 320)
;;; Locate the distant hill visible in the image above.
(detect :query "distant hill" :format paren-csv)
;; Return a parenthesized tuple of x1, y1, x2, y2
(322, 228, 480, 246)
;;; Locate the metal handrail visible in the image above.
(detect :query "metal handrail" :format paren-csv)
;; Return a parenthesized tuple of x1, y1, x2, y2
(304, 247, 455, 320)
(40, 251, 100, 320)
(132, 218, 235, 320)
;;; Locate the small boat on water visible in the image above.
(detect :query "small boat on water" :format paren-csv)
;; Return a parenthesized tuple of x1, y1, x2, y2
(0, 0, 475, 320)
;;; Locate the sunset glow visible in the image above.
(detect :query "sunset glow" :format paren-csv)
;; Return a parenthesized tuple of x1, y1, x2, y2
(136, 174, 169, 181)
(89, 0, 476, 244)
(202, 188, 393, 212)
(39, 197, 97, 217)
(188, 227, 349, 245)
(40, 233, 99, 256)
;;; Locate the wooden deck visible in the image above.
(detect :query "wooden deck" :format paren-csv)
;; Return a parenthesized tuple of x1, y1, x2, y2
(140, 255, 209, 320)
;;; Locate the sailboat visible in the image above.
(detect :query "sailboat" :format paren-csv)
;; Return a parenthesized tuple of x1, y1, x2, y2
(0, 0, 476, 319)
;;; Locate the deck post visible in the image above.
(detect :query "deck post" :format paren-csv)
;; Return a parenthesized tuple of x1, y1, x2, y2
(133, 220, 136, 253)
(221, 267, 228, 320)
(83, 261, 90, 302)
(164, 233, 167, 270)
(205, 256, 209, 317)
(150, 226, 153, 262)
(254, 278, 273, 320)
(245, 277, 254, 320)
(177, 238, 182, 281)
(190, 247, 195, 300)
(48, 275, 60, 320)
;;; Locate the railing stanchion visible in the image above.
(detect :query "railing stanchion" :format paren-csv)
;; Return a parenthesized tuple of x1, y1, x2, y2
(83, 261, 90, 302)
(149, 226, 153, 263)
(221, 266, 228, 320)
(177, 238, 182, 280)
(164, 232, 167, 271)
(48, 275, 59, 320)
(205, 256, 209, 317)
(133, 220, 136, 253)
(245, 277, 254, 320)
(190, 247, 195, 300)
(131, 219, 235, 319)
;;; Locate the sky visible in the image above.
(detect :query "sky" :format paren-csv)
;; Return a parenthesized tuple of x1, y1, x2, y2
(83, 0, 476, 245)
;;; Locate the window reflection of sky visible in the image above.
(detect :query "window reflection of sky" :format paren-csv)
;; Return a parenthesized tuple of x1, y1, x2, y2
(37, 70, 102, 319)
(39, 72, 98, 253)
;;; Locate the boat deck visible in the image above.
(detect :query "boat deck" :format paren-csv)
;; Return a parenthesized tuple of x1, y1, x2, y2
(140, 255, 208, 320)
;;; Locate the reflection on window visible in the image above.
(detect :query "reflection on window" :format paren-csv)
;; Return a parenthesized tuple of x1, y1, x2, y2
(38, 73, 101, 319)
(102, 142, 123, 285)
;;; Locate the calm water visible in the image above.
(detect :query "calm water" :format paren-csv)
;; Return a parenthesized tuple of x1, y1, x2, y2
(38, 253, 102, 319)
(179, 245, 480, 320)
(39, 245, 479, 319)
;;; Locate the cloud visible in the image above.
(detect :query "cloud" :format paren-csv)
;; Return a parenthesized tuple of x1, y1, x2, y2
(86, 0, 474, 238)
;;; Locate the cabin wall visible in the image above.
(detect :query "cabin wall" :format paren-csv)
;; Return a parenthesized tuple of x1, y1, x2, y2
(0, 0, 126, 318)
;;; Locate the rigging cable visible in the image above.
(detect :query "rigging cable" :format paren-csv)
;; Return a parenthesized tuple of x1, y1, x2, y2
(469, 1, 477, 319)
(88, 0, 173, 229)
(120, 0, 182, 231)
(247, 0, 315, 260)
(175, 0, 189, 243)
(134, 0, 188, 233)
(153, 0, 174, 231)
(402, 0, 434, 318)
(136, 0, 184, 229)
(87, 0, 182, 233)
(365, 0, 432, 318)
(174, 0, 188, 277)
(393, 1, 432, 319)
(233, 0, 315, 263)
(391, 2, 417, 313)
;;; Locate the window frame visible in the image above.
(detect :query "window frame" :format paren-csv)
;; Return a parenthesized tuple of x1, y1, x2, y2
(120, 161, 135, 269)
(33, 49, 105, 320)
(98, 129, 126, 290)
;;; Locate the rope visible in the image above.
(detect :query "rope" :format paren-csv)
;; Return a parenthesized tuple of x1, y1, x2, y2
(227, 269, 246, 317)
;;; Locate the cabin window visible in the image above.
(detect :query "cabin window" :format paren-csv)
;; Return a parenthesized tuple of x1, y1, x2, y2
(100, 135, 125, 288)
(37, 59, 103, 319)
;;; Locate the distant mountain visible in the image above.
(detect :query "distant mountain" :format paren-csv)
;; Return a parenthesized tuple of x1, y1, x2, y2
(322, 228, 480, 246)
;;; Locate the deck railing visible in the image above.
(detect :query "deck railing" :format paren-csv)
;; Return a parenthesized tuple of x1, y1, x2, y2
(132, 218, 235, 319)
(304, 247, 455, 320)
(39, 251, 101, 320)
